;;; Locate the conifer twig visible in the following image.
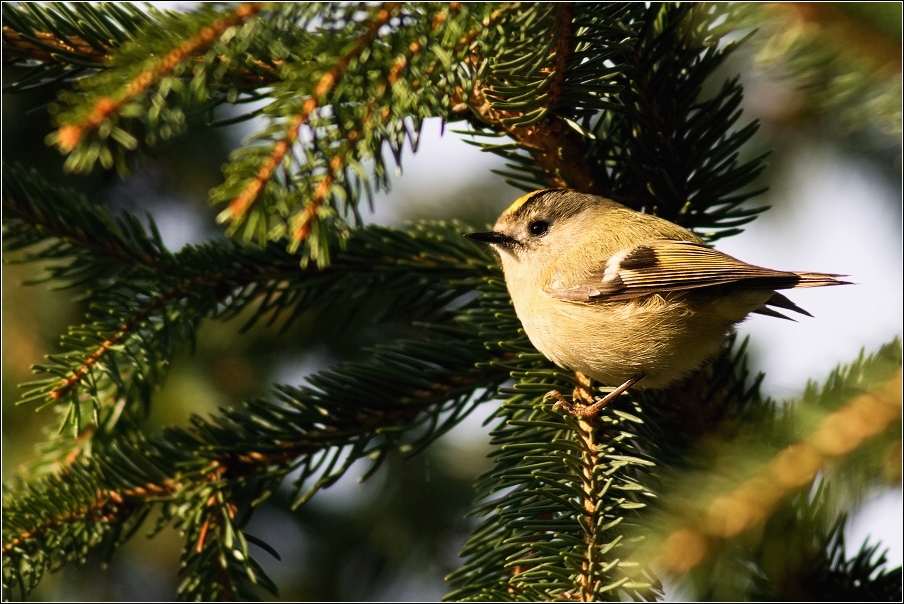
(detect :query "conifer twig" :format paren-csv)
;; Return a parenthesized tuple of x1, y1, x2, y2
(221, 3, 402, 223)
(48, 274, 218, 401)
(659, 368, 903, 573)
(1, 479, 173, 556)
(3, 362, 498, 560)
(576, 416, 602, 602)
(54, 2, 264, 153)
(289, 2, 455, 244)
(2, 25, 110, 64)
(2, 22, 283, 88)
(462, 3, 600, 193)
(3, 192, 164, 270)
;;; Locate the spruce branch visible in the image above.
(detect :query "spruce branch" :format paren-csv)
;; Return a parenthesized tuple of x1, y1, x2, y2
(50, 3, 264, 154)
(210, 2, 483, 264)
(1, 2, 284, 94)
(639, 340, 902, 598)
(5, 163, 500, 438)
(12, 225, 496, 435)
(725, 486, 901, 601)
(456, 3, 629, 194)
(571, 413, 651, 602)
(774, 511, 903, 601)
(6, 2, 311, 174)
(2, 434, 179, 598)
(284, 1, 454, 249)
(36, 273, 218, 405)
(589, 3, 768, 236)
(217, 2, 403, 226)
(446, 385, 660, 601)
(1, 3, 159, 91)
(3, 296, 510, 599)
(3, 163, 170, 282)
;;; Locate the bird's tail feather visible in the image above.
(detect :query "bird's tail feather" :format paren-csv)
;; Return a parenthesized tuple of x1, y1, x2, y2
(792, 272, 851, 288)
(752, 290, 826, 321)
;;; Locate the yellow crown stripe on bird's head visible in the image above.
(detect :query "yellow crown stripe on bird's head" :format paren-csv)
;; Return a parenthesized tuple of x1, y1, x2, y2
(504, 189, 552, 216)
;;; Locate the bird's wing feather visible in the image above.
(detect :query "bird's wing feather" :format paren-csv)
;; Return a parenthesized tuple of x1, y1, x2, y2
(547, 240, 840, 302)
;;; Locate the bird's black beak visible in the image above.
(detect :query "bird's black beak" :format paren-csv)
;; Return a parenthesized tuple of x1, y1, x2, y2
(464, 231, 517, 247)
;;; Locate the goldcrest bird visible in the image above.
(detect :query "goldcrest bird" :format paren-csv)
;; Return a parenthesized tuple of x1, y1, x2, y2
(466, 189, 848, 416)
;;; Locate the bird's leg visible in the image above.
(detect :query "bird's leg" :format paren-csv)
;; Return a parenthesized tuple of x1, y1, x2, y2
(548, 373, 645, 419)
(543, 371, 594, 411)
(573, 370, 595, 405)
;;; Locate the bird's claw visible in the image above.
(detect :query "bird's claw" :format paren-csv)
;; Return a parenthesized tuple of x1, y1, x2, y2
(546, 389, 605, 418)
(545, 389, 572, 413)
(546, 374, 645, 419)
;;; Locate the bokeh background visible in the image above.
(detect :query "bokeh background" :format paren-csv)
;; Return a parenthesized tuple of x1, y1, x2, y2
(2, 2, 901, 600)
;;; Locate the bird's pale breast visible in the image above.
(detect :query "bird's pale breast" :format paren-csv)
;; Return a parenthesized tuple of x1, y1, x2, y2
(511, 286, 768, 388)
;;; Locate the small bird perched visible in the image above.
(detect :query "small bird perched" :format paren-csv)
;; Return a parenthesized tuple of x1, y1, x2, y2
(466, 189, 849, 417)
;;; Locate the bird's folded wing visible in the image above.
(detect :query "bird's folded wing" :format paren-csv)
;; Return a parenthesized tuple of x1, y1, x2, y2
(548, 240, 844, 302)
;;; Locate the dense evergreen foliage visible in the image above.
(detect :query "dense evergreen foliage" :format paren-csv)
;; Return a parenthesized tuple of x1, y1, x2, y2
(2, 3, 900, 601)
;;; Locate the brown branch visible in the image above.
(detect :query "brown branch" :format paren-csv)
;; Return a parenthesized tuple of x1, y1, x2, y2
(222, 109, 307, 221)
(3, 360, 497, 562)
(2, 25, 110, 64)
(545, 3, 573, 112)
(3, 25, 282, 86)
(460, 4, 601, 194)
(658, 368, 903, 574)
(223, 3, 402, 222)
(1, 480, 174, 555)
(289, 2, 451, 245)
(3, 194, 163, 269)
(468, 95, 597, 194)
(55, 2, 264, 153)
(290, 154, 344, 242)
(560, 373, 609, 601)
(49, 274, 218, 401)
(196, 516, 211, 553)
(2, 492, 125, 555)
(577, 414, 601, 601)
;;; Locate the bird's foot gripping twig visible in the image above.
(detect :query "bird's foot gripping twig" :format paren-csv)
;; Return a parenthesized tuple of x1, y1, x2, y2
(547, 374, 645, 419)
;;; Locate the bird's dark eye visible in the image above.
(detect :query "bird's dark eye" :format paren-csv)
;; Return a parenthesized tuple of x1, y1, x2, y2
(529, 220, 549, 236)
